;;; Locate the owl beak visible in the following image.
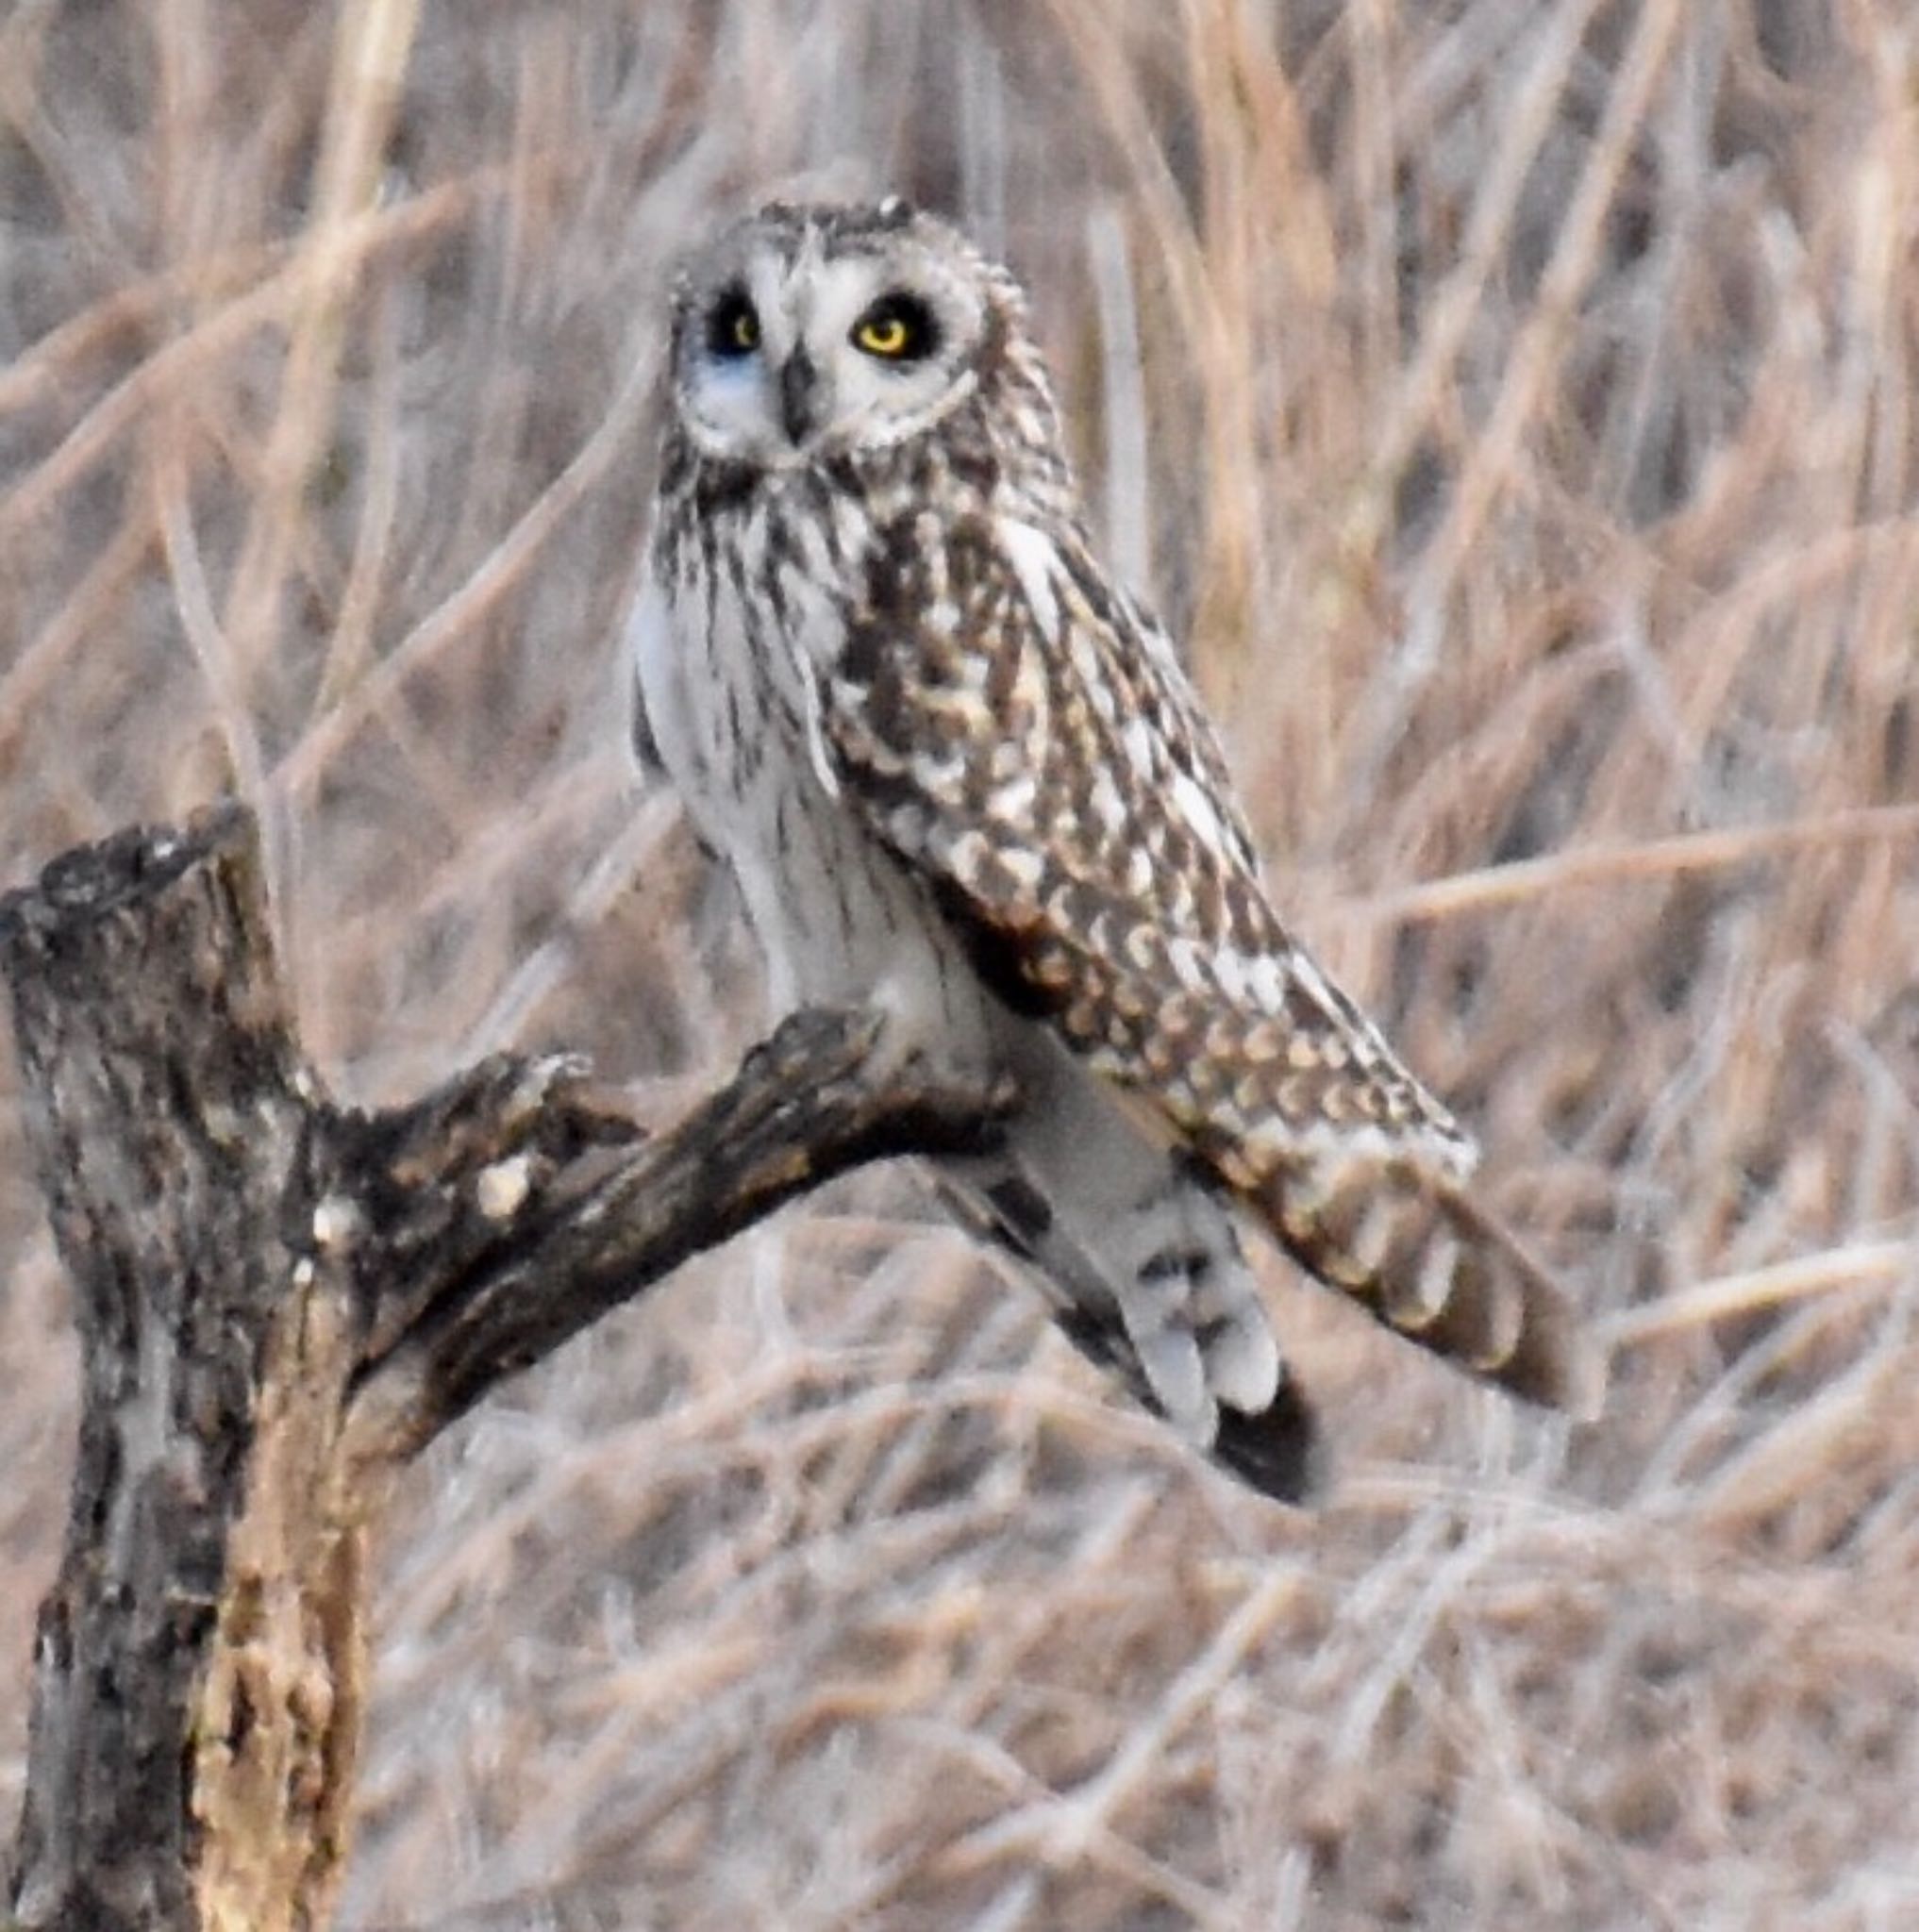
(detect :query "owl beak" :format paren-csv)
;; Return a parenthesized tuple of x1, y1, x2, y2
(778, 346, 820, 445)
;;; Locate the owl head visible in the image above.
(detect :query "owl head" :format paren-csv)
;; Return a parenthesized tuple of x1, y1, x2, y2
(665, 198, 1026, 467)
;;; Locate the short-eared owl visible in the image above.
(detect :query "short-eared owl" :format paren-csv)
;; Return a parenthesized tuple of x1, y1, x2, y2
(631, 197, 1601, 1500)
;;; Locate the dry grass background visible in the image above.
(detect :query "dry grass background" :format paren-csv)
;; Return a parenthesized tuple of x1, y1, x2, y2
(4, 0, 1919, 1925)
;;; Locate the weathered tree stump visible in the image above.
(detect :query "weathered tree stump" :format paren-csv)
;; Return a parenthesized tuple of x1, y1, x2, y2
(0, 804, 1010, 1932)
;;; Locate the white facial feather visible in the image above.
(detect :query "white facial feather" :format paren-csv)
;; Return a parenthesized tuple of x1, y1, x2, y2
(676, 225, 990, 462)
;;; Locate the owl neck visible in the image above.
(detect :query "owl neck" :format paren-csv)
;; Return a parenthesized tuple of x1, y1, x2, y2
(659, 376, 1076, 533)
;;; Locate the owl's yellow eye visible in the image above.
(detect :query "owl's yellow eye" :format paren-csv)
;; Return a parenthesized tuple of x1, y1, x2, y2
(851, 294, 937, 363)
(857, 314, 909, 356)
(732, 308, 759, 349)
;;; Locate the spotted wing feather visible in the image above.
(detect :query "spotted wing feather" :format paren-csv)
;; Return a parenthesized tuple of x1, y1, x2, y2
(827, 510, 1601, 1417)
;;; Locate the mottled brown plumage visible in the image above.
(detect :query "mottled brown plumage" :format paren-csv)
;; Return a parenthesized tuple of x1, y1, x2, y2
(633, 197, 1603, 1500)
(826, 488, 1595, 1417)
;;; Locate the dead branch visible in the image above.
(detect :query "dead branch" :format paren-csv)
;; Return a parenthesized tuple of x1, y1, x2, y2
(0, 802, 1009, 1932)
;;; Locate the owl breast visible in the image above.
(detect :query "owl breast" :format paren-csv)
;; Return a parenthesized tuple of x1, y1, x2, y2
(636, 471, 999, 1052)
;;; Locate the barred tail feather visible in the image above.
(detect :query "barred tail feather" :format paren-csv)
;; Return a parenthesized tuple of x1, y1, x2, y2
(1253, 1155, 1606, 1421)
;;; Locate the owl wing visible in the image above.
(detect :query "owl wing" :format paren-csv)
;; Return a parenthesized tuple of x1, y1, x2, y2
(825, 511, 1599, 1417)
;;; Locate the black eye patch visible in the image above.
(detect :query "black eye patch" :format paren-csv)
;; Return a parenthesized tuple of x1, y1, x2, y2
(706, 287, 760, 358)
(851, 291, 940, 362)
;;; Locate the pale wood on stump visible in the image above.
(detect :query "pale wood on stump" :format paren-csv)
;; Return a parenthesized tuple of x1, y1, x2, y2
(0, 803, 1010, 1932)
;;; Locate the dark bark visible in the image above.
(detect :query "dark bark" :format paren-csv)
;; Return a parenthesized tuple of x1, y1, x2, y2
(1, 804, 1010, 1932)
